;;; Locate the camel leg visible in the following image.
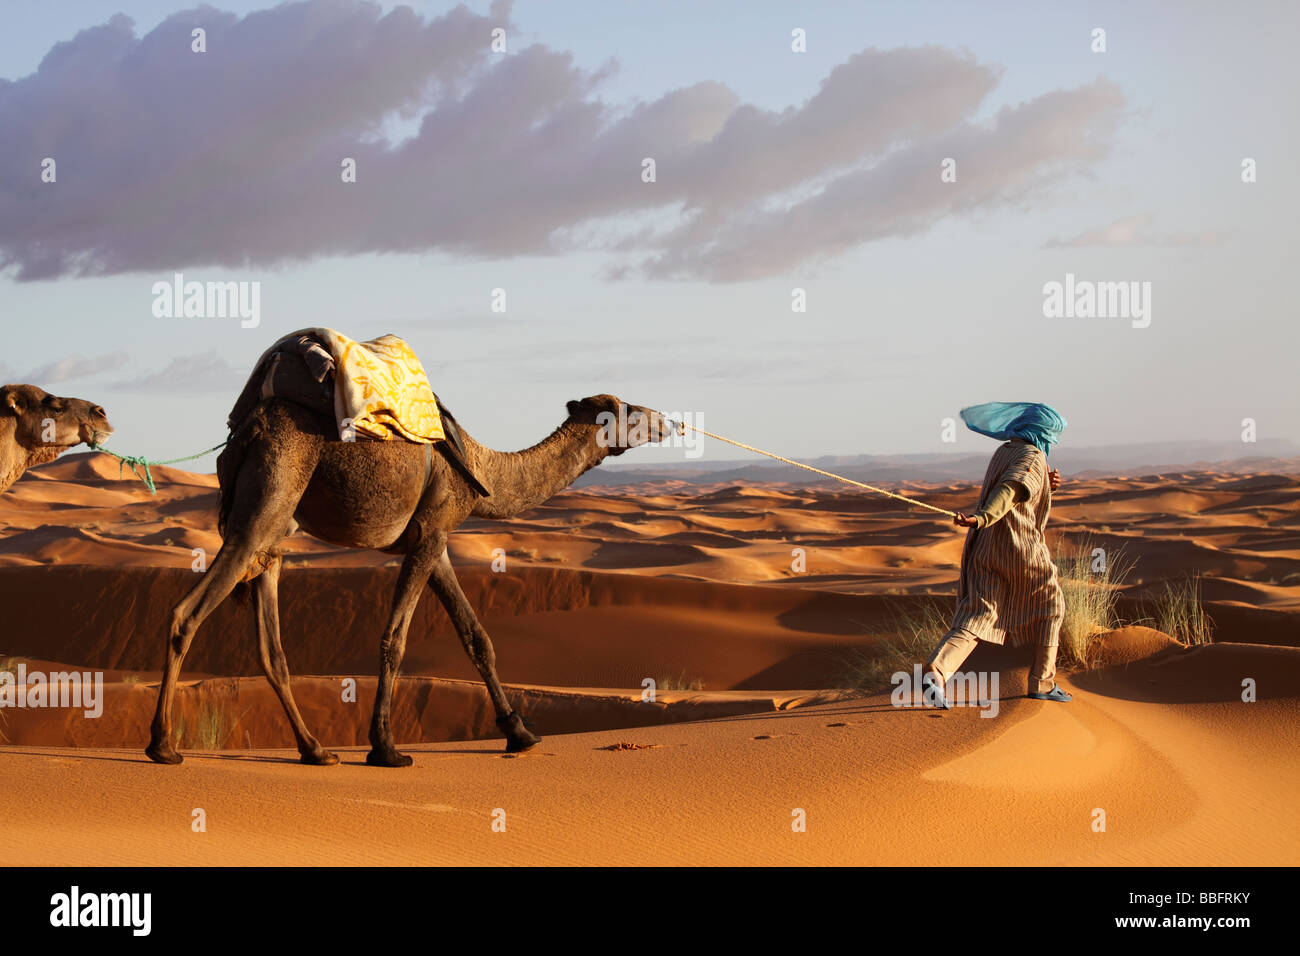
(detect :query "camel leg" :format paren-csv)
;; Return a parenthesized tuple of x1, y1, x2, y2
(146, 463, 311, 765)
(252, 552, 337, 765)
(366, 537, 445, 767)
(427, 551, 540, 753)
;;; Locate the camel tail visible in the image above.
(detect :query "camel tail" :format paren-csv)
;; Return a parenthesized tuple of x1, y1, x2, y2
(215, 430, 245, 540)
(215, 431, 255, 605)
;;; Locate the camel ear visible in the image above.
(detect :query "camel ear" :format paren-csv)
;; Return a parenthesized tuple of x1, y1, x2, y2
(0, 387, 22, 416)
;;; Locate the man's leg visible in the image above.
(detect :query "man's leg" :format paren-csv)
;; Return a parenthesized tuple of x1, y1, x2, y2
(1029, 641, 1059, 696)
(926, 629, 981, 704)
(1028, 602, 1066, 698)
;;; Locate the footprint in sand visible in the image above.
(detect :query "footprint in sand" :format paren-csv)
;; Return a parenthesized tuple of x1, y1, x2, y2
(357, 799, 459, 813)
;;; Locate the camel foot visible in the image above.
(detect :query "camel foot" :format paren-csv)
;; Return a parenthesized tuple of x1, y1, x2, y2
(498, 712, 541, 753)
(145, 741, 183, 765)
(300, 748, 340, 766)
(366, 746, 413, 768)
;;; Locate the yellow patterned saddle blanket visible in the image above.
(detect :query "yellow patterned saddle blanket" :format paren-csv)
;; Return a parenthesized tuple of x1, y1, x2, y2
(263, 327, 445, 443)
(313, 328, 444, 443)
(231, 329, 489, 497)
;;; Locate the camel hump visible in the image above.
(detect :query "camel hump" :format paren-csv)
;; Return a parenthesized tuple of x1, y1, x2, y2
(235, 329, 445, 445)
(228, 352, 332, 434)
(223, 334, 490, 501)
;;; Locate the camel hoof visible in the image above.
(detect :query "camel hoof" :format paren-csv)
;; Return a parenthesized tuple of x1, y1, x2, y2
(301, 749, 340, 766)
(366, 747, 413, 768)
(505, 732, 541, 753)
(498, 712, 541, 752)
(146, 742, 183, 765)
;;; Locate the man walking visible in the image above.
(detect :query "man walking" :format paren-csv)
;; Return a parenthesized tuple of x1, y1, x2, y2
(925, 401, 1072, 707)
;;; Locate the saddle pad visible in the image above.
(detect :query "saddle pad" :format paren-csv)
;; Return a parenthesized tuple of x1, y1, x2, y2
(265, 328, 445, 444)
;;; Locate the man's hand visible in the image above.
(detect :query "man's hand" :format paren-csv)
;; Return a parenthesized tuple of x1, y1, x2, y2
(953, 512, 980, 528)
(1048, 468, 1062, 492)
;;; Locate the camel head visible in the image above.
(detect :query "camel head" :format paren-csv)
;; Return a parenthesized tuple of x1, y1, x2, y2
(1, 384, 114, 455)
(565, 394, 673, 457)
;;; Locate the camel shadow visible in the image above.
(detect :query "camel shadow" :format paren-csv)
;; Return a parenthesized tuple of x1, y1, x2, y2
(0, 745, 514, 767)
(0, 748, 150, 766)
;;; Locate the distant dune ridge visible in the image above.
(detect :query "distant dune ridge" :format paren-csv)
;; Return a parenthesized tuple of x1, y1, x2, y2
(5, 452, 1298, 612)
(577, 439, 1300, 486)
(0, 451, 1297, 865)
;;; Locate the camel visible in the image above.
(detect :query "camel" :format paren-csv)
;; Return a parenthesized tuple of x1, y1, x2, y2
(146, 353, 670, 766)
(0, 384, 112, 494)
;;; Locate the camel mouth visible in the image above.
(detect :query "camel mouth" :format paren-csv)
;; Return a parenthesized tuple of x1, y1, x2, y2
(635, 410, 674, 446)
(650, 415, 676, 444)
(80, 422, 114, 446)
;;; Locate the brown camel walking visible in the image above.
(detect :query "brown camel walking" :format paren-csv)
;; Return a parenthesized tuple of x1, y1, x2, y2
(0, 384, 112, 494)
(146, 355, 669, 766)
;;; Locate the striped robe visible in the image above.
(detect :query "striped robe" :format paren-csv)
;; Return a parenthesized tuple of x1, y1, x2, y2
(945, 439, 1063, 647)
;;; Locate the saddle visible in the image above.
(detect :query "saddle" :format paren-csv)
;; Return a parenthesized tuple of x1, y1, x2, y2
(227, 333, 490, 498)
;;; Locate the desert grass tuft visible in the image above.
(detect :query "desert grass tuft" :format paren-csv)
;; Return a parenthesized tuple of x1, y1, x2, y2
(1152, 573, 1213, 646)
(656, 671, 706, 692)
(839, 600, 948, 694)
(0, 656, 25, 743)
(1054, 536, 1133, 669)
(172, 681, 245, 751)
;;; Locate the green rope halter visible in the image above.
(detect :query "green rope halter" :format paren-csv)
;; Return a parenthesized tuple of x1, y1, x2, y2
(87, 440, 228, 495)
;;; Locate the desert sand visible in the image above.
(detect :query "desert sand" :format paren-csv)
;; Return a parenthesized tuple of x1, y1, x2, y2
(0, 452, 1297, 865)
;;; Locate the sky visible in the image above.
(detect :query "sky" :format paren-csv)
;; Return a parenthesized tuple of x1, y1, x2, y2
(0, 0, 1296, 469)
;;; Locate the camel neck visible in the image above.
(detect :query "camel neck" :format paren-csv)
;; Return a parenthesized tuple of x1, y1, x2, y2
(0, 420, 32, 493)
(464, 421, 604, 518)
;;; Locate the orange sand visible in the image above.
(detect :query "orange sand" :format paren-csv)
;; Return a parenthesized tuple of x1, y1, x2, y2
(0, 454, 1296, 865)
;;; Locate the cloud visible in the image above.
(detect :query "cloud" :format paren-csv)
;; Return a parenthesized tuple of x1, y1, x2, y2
(430, 324, 917, 388)
(638, 80, 1126, 280)
(1045, 213, 1220, 248)
(12, 351, 130, 384)
(3, 349, 240, 393)
(0, 1, 1125, 283)
(113, 352, 245, 393)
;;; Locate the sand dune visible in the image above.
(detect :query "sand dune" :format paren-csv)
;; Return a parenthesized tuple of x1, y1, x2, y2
(2, 637, 1295, 865)
(9, 456, 1297, 613)
(0, 673, 835, 751)
(0, 565, 891, 687)
(1, 452, 1297, 865)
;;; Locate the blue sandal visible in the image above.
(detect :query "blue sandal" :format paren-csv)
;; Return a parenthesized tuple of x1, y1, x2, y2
(1027, 684, 1072, 702)
(922, 674, 953, 710)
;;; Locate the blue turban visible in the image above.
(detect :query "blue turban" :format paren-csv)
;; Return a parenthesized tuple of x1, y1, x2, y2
(960, 402, 1067, 456)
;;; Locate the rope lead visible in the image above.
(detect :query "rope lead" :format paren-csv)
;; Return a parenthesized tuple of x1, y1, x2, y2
(88, 420, 955, 518)
(665, 418, 958, 519)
